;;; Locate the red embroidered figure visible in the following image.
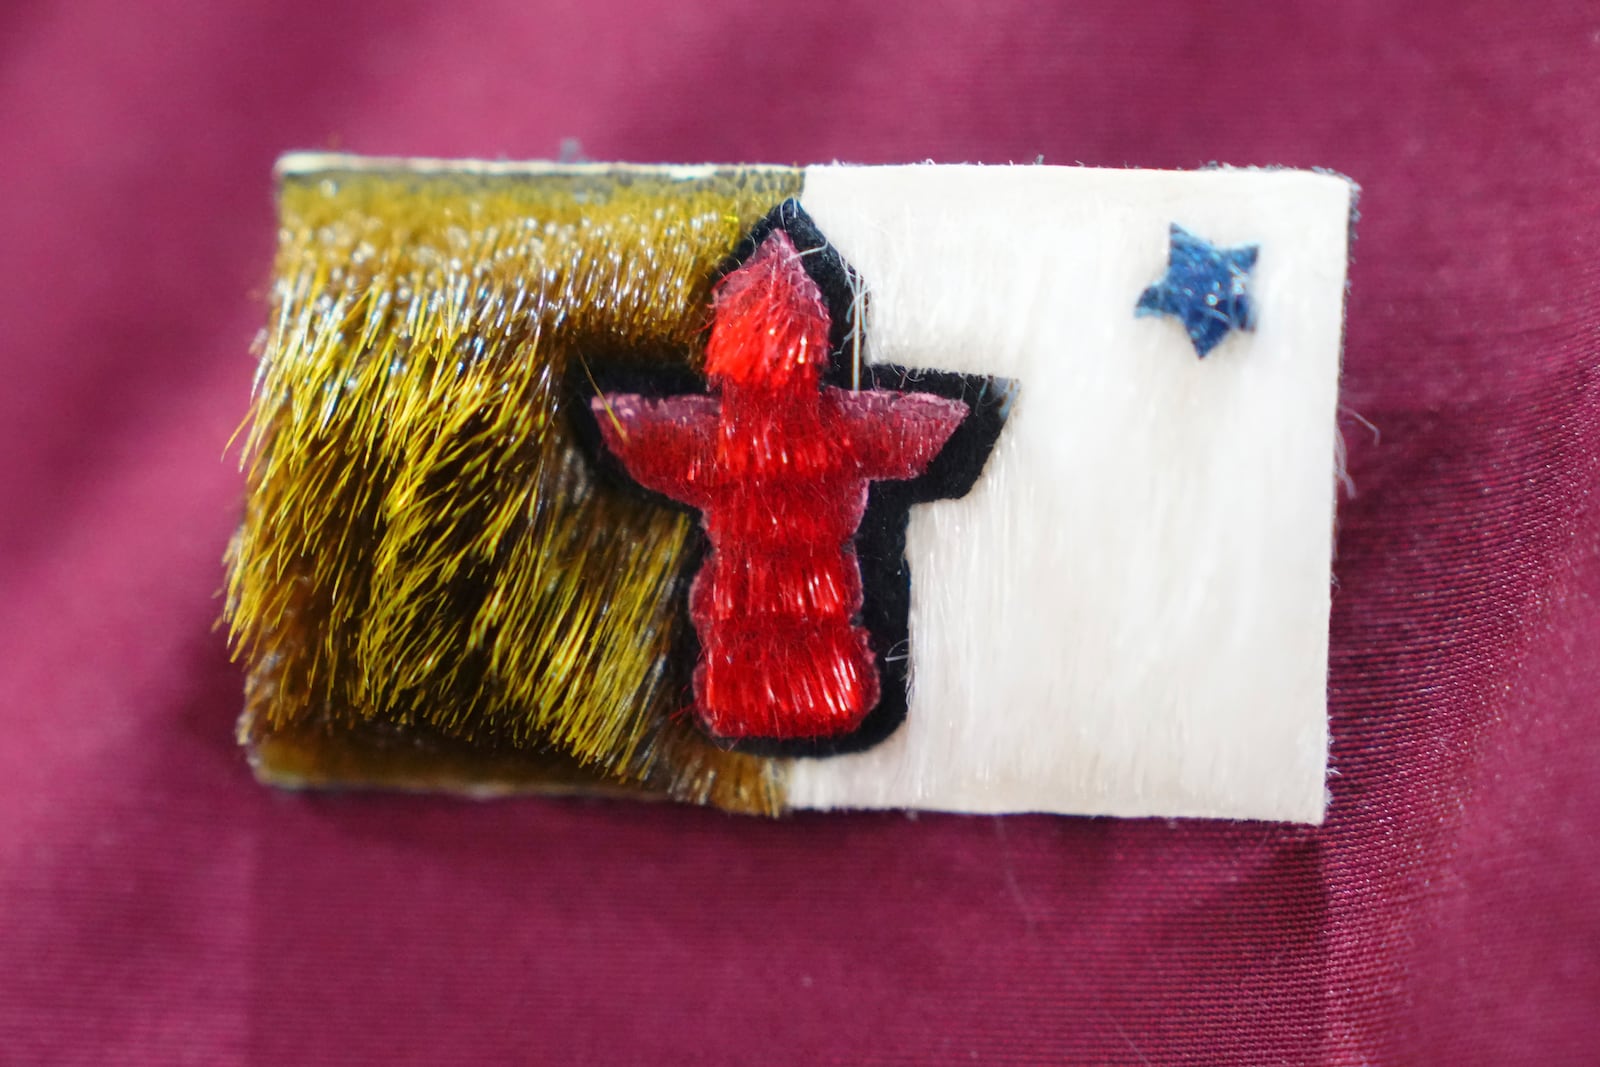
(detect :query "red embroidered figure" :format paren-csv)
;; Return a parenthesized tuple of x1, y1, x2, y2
(592, 226, 976, 743)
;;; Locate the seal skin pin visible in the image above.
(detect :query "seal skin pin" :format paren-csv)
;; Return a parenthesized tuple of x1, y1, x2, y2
(228, 157, 1348, 821)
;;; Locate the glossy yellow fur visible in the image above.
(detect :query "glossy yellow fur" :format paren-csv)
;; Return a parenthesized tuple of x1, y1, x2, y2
(226, 162, 801, 813)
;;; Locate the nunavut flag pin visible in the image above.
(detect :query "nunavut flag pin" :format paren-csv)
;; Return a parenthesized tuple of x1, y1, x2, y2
(228, 156, 1354, 822)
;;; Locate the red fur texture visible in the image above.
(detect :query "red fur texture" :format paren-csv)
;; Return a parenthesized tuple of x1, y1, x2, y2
(593, 231, 968, 740)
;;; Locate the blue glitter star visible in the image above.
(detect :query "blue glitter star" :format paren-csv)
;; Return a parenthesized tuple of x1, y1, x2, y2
(1136, 224, 1260, 358)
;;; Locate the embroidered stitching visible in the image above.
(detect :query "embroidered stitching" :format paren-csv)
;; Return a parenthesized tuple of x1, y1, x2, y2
(1136, 223, 1260, 357)
(587, 202, 1010, 752)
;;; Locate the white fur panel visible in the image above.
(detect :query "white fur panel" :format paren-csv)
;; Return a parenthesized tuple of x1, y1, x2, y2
(789, 165, 1351, 822)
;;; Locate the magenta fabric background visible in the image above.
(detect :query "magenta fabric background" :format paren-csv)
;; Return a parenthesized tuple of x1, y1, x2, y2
(3, 2, 1598, 1063)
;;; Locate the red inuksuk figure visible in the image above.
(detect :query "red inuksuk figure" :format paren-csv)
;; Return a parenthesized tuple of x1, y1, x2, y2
(592, 229, 970, 741)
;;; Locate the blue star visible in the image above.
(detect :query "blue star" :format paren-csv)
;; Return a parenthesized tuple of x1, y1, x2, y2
(1136, 224, 1260, 358)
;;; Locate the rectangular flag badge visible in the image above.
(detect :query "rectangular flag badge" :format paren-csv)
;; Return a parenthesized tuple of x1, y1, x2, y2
(228, 156, 1354, 824)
